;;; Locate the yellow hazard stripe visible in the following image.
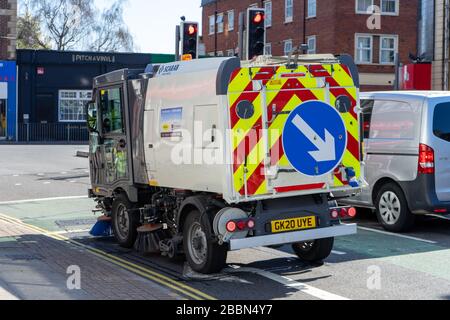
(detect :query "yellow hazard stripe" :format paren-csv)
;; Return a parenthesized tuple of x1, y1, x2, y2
(229, 64, 361, 195)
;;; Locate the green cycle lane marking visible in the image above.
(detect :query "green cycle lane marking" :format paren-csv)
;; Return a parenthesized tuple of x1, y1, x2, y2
(0, 198, 95, 232)
(335, 229, 450, 281)
(4, 197, 450, 285)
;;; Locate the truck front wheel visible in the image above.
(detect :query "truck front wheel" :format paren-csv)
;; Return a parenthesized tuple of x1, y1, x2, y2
(183, 210, 228, 274)
(111, 194, 139, 248)
(292, 238, 334, 263)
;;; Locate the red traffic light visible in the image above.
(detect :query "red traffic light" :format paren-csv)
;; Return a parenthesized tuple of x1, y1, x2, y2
(253, 12, 264, 24)
(188, 24, 197, 35)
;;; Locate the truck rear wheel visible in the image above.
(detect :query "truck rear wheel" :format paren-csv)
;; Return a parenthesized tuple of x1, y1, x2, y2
(292, 238, 334, 263)
(111, 194, 139, 248)
(183, 210, 228, 274)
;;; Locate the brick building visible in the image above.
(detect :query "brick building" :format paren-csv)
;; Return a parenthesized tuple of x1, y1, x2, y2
(430, 0, 450, 90)
(0, 0, 17, 60)
(201, 0, 419, 91)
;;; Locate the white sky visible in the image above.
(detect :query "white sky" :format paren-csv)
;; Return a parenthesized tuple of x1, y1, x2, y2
(95, 0, 203, 54)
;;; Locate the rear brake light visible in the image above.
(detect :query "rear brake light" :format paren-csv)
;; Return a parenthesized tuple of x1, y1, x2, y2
(237, 221, 247, 230)
(348, 207, 357, 218)
(226, 221, 237, 233)
(332, 207, 357, 219)
(226, 219, 255, 233)
(434, 209, 448, 213)
(340, 208, 348, 218)
(418, 144, 435, 174)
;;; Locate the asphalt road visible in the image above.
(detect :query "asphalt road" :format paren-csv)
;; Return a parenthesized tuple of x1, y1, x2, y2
(1, 145, 450, 300)
(0, 145, 90, 201)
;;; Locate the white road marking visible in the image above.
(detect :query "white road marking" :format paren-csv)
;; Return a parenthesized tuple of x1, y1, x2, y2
(49, 229, 92, 235)
(12, 175, 19, 177)
(358, 226, 437, 244)
(0, 286, 18, 300)
(43, 182, 51, 185)
(331, 250, 347, 255)
(254, 246, 347, 257)
(0, 196, 88, 205)
(14, 183, 22, 187)
(225, 266, 349, 300)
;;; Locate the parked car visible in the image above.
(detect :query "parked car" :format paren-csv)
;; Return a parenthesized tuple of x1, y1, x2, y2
(341, 91, 450, 232)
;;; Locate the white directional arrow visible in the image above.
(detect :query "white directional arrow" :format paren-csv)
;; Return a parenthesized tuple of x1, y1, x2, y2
(292, 114, 337, 162)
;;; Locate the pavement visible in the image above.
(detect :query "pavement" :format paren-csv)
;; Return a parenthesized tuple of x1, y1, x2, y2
(0, 213, 181, 300)
(1, 145, 450, 300)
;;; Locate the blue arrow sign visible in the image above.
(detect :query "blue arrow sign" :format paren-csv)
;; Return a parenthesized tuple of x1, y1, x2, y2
(282, 100, 347, 177)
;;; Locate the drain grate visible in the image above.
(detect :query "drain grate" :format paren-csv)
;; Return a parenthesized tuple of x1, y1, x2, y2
(5, 254, 43, 261)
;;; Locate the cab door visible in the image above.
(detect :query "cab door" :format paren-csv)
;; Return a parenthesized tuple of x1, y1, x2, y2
(98, 86, 130, 186)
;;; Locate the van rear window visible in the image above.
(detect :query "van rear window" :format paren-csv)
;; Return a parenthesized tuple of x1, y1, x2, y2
(434, 103, 450, 142)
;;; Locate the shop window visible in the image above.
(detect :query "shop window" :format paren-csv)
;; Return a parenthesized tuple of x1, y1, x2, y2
(59, 90, 92, 122)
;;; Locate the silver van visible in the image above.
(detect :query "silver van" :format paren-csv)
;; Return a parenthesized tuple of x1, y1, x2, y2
(342, 91, 450, 232)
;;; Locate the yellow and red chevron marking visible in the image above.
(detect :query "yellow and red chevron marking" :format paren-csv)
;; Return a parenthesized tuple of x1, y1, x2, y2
(228, 63, 360, 196)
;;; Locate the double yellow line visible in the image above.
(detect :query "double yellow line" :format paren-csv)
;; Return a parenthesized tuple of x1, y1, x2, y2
(0, 213, 216, 301)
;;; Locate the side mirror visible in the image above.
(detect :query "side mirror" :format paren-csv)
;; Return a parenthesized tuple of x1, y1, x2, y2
(86, 101, 98, 133)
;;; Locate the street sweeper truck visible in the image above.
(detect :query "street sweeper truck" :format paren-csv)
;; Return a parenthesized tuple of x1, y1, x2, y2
(86, 54, 364, 274)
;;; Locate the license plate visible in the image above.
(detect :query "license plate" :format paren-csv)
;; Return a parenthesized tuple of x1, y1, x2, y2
(271, 216, 317, 234)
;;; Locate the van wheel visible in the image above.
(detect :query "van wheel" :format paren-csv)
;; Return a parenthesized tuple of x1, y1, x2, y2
(375, 183, 415, 232)
(112, 194, 139, 248)
(292, 238, 334, 263)
(183, 210, 228, 274)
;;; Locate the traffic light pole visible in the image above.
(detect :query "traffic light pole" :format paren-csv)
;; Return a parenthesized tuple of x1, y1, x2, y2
(175, 25, 180, 61)
(238, 12, 245, 60)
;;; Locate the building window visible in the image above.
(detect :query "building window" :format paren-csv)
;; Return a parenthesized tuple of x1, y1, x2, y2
(356, 0, 374, 14)
(264, 1, 272, 27)
(381, 0, 398, 15)
(265, 43, 272, 55)
(307, 36, 316, 54)
(380, 36, 397, 64)
(307, 0, 317, 18)
(355, 35, 373, 64)
(217, 13, 224, 33)
(285, 0, 293, 23)
(59, 90, 92, 122)
(227, 49, 235, 57)
(209, 15, 215, 35)
(284, 40, 293, 56)
(228, 10, 234, 31)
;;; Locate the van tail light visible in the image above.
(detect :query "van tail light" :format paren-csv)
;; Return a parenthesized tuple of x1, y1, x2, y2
(418, 144, 435, 174)
(434, 209, 448, 214)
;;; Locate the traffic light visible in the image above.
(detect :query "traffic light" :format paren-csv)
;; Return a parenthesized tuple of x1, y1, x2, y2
(181, 21, 199, 59)
(246, 8, 266, 60)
